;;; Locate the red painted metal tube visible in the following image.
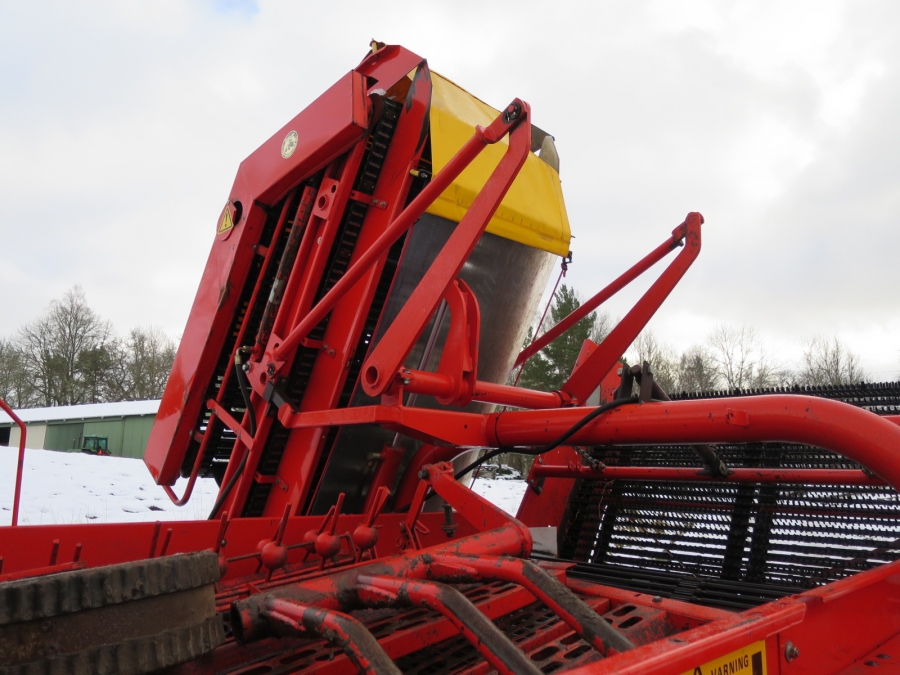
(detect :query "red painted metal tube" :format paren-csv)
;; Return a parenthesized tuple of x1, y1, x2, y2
(490, 395, 900, 491)
(232, 522, 530, 641)
(401, 369, 565, 409)
(0, 399, 26, 526)
(259, 598, 401, 675)
(431, 554, 635, 655)
(515, 228, 686, 369)
(232, 466, 532, 641)
(528, 464, 887, 485)
(356, 575, 542, 675)
(273, 106, 515, 363)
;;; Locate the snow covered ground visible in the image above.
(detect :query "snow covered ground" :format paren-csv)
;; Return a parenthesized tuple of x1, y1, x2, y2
(0, 446, 528, 526)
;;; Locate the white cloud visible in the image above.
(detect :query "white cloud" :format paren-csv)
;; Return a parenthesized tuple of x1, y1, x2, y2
(0, 0, 897, 378)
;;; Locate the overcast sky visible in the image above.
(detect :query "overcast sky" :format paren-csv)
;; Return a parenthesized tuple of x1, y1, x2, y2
(2, 1, 898, 380)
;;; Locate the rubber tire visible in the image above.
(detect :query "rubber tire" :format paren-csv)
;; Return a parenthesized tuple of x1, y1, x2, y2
(0, 551, 224, 675)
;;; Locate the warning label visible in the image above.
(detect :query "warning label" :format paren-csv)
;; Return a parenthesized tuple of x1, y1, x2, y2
(217, 206, 234, 235)
(681, 641, 766, 675)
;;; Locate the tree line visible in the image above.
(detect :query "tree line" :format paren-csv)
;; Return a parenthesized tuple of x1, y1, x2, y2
(0, 287, 176, 408)
(518, 284, 869, 396)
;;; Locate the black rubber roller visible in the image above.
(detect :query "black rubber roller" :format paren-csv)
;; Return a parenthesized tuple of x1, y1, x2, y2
(0, 551, 224, 675)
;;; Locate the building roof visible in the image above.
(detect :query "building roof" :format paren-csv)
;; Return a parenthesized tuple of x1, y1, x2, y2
(0, 400, 160, 425)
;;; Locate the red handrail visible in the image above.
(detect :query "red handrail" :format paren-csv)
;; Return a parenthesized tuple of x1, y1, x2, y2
(0, 399, 26, 526)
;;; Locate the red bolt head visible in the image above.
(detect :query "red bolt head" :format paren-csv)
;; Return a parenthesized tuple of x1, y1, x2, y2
(260, 541, 288, 570)
(352, 524, 378, 551)
(315, 532, 341, 559)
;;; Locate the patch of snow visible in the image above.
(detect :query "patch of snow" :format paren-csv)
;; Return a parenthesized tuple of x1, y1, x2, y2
(0, 445, 529, 526)
(469, 476, 527, 517)
(0, 445, 218, 525)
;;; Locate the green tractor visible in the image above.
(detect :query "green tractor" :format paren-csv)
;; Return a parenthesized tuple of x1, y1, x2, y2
(79, 434, 110, 456)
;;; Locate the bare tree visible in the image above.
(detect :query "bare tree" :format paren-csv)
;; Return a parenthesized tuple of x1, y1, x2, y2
(17, 287, 115, 406)
(628, 330, 678, 393)
(123, 326, 176, 400)
(798, 336, 866, 386)
(591, 310, 613, 344)
(0, 338, 37, 408)
(706, 323, 781, 390)
(676, 345, 720, 393)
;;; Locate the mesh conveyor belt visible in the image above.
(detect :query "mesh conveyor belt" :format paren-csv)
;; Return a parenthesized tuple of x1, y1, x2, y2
(669, 381, 900, 414)
(558, 384, 900, 609)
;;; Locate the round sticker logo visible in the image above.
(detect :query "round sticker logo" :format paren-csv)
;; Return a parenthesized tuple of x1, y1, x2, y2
(281, 130, 298, 159)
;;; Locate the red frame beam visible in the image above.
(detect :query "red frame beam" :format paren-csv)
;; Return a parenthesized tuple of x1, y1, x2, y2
(491, 395, 900, 491)
(527, 463, 887, 485)
(0, 399, 26, 526)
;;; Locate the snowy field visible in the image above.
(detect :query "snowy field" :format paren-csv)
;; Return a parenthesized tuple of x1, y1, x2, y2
(0, 446, 527, 526)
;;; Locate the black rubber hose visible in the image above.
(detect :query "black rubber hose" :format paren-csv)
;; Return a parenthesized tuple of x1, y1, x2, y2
(208, 450, 248, 520)
(234, 359, 258, 438)
(453, 396, 638, 480)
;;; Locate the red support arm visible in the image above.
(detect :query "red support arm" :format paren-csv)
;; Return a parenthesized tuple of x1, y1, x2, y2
(515, 223, 691, 369)
(562, 212, 703, 404)
(0, 399, 26, 526)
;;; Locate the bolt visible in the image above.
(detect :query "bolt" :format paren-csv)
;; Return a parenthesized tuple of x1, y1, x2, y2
(220, 539, 227, 547)
(418, 468, 430, 480)
(402, 378, 411, 385)
(785, 642, 800, 662)
(652, 596, 662, 603)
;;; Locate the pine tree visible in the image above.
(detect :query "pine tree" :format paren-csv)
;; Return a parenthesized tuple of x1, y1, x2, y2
(518, 285, 600, 391)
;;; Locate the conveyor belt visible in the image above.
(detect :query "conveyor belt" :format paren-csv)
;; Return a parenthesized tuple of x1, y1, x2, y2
(241, 97, 404, 517)
(559, 383, 900, 608)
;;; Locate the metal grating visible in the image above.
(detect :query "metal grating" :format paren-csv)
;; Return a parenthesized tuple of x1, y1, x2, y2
(559, 386, 900, 608)
(562, 446, 900, 589)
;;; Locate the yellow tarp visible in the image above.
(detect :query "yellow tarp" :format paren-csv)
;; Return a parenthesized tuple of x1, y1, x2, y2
(425, 72, 571, 257)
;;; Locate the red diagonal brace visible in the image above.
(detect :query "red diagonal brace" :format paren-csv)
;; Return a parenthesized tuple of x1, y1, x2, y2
(562, 212, 703, 403)
(361, 101, 532, 397)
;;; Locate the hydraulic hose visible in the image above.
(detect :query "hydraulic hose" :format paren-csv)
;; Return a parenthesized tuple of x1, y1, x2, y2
(454, 396, 638, 480)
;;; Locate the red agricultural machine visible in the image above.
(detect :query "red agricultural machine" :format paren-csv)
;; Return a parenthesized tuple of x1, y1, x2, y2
(3, 43, 900, 675)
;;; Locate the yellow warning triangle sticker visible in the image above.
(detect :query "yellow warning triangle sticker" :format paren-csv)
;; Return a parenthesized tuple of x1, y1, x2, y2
(218, 207, 234, 234)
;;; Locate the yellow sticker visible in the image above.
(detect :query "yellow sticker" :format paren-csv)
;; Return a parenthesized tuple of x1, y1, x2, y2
(681, 641, 766, 675)
(218, 206, 234, 234)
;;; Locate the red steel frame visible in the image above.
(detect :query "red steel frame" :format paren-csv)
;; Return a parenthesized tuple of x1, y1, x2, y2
(3, 42, 900, 675)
